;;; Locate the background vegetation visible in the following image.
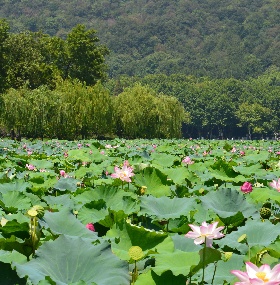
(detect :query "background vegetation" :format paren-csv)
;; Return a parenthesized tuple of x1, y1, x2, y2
(0, 0, 279, 79)
(0, 0, 280, 140)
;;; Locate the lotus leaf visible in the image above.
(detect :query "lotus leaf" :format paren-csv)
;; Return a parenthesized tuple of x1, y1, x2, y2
(134, 167, 171, 197)
(138, 195, 196, 221)
(14, 235, 130, 285)
(106, 221, 174, 260)
(200, 188, 257, 218)
(42, 210, 98, 240)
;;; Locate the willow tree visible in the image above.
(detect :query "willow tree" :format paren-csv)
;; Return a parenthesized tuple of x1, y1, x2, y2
(1, 86, 54, 138)
(113, 83, 186, 138)
(49, 80, 114, 139)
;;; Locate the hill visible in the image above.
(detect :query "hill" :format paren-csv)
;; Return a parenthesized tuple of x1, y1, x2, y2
(0, 0, 279, 79)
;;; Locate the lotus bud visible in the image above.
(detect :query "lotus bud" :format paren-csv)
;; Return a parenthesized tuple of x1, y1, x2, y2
(140, 186, 147, 195)
(30, 205, 45, 219)
(0, 217, 8, 227)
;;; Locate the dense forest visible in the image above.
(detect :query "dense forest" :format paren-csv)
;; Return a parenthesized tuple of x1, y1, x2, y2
(0, 0, 279, 79)
(0, 1, 280, 140)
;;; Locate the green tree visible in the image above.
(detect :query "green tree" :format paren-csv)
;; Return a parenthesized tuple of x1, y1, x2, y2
(4, 31, 59, 89)
(63, 24, 109, 85)
(235, 102, 272, 139)
(0, 19, 10, 93)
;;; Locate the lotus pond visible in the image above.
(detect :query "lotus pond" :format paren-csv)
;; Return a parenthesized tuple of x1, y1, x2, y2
(0, 138, 280, 285)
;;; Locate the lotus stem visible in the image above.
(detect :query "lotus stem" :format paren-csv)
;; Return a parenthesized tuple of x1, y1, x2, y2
(201, 237, 206, 284)
(211, 261, 217, 284)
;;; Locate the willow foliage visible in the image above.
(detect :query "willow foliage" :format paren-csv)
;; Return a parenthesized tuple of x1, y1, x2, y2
(1, 80, 114, 139)
(113, 83, 186, 139)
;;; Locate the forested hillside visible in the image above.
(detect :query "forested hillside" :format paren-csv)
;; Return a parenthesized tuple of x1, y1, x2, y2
(0, 0, 279, 79)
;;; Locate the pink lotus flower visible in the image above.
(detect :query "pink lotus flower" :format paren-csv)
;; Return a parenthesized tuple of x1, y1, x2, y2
(182, 156, 194, 165)
(26, 164, 35, 171)
(270, 178, 280, 192)
(86, 223, 95, 232)
(60, 170, 66, 177)
(111, 163, 134, 182)
(231, 262, 280, 285)
(240, 151, 245, 156)
(231, 147, 237, 153)
(241, 182, 253, 194)
(185, 221, 224, 247)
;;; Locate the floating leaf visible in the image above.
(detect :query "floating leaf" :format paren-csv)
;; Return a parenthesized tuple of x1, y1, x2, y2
(153, 250, 200, 276)
(42, 210, 98, 240)
(138, 196, 195, 221)
(106, 221, 174, 260)
(134, 167, 171, 197)
(0, 191, 31, 213)
(200, 188, 257, 218)
(135, 269, 187, 285)
(217, 219, 280, 252)
(15, 235, 130, 285)
(53, 177, 80, 192)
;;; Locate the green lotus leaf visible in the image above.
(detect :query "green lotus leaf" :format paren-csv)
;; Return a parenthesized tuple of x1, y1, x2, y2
(42, 210, 98, 240)
(0, 191, 31, 213)
(77, 201, 109, 224)
(94, 186, 140, 214)
(0, 181, 31, 194)
(25, 192, 47, 208)
(242, 151, 270, 164)
(192, 203, 218, 224)
(202, 253, 244, 285)
(200, 188, 257, 218)
(217, 219, 280, 252)
(134, 167, 171, 197)
(135, 269, 187, 285)
(53, 177, 80, 192)
(0, 220, 29, 239)
(106, 221, 174, 260)
(233, 163, 267, 177)
(208, 159, 244, 182)
(14, 235, 130, 285)
(248, 187, 280, 203)
(218, 211, 246, 227)
(43, 194, 76, 211)
(194, 170, 214, 182)
(28, 173, 58, 193)
(74, 164, 101, 180)
(0, 249, 26, 264)
(160, 166, 196, 185)
(28, 159, 53, 170)
(138, 196, 196, 221)
(77, 185, 139, 213)
(266, 240, 280, 258)
(153, 250, 200, 276)
(67, 149, 104, 163)
(191, 247, 221, 276)
(171, 234, 203, 252)
(150, 152, 177, 167)
(0, 237, 33, 258)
